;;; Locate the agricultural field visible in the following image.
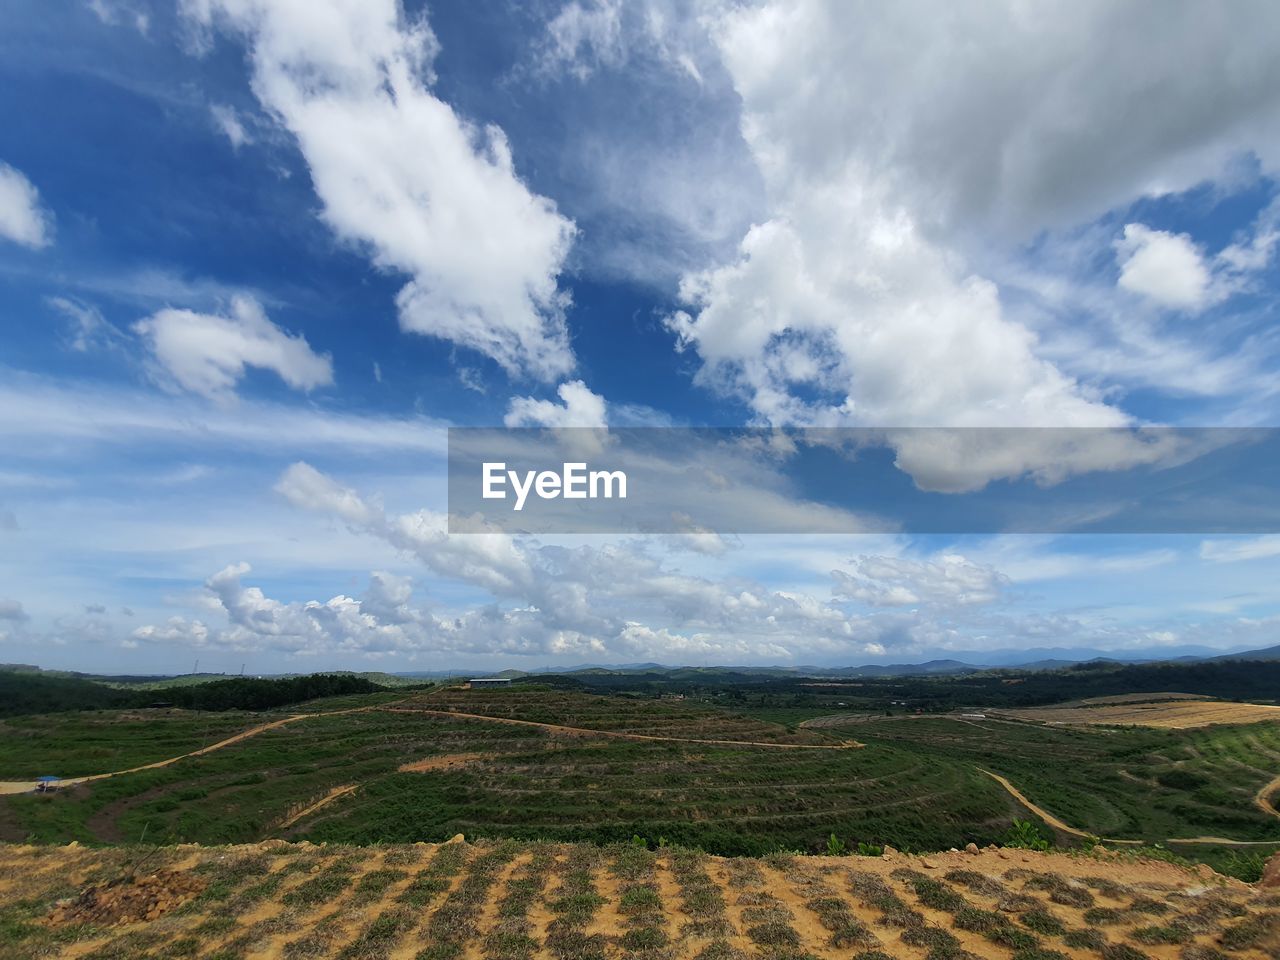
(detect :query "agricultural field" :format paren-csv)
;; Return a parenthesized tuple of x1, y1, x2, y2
(0, 712, 271, 781)
(1, 838, 1277, 960)
(853, 716, 1280, 845)
(0, 692, 1013, 856)
(400, 688, 848, 745)
(989, 695, 1280, 729)
(2, 686, 1279, 871)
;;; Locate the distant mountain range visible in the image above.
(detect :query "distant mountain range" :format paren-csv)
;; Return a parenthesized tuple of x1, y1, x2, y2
(441, 642, 1280, 680)
(6, 641, 1278, 683)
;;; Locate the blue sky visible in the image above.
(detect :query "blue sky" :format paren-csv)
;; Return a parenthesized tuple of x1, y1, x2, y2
(2, 0, 1280, 674)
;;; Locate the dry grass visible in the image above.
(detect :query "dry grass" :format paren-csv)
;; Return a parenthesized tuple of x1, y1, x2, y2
(993, 695, 1280, 729)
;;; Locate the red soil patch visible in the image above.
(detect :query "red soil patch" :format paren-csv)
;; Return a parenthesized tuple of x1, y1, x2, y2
(397, 752, 486, 773)
(44, 869, 205, 927)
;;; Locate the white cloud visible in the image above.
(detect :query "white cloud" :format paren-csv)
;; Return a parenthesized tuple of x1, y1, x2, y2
(705, 2, 1280, 240)
(657, 1, 1280, 433)
(48, 297, 128, 353)
(210, 104, 252, 149)
(1200, 534, 1280, 564)
(534, 0, 706, 85)
(133, 294, 333, 402)
(132, 616, 210, 646)
(183, 0, 577, 381)
(504, 380, 608, 428)
(457, 366, 487, 395)
(86, 0, 150, 34)
(0, 372, 446, 454)
(272, 462, 879, 659)
(1218, 196, 1280, 273)
(538, 0, 625, 80)
(833, 555, 1008, 608)
(1115, 224, 1213, 310)
(0, 162, 53, 249)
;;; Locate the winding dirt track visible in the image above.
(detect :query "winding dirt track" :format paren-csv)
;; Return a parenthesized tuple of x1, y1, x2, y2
(0, 700, 857, 798)
(982, 768, 1280, 848)
(1255, 772, 1280, 819)
(0, 703, 394, 796)
(384, 707, 863, 749)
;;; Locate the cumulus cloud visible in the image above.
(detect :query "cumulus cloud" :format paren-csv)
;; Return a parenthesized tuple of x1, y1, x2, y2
(832, 555, 1009, 608)
(0, 162, 53, 249)
(1115, 224, 1214, 310)
(183, 0, 577, 380)
(504, 380, 608, 428)
(654, 0, 1280, 483)
(126, 465, 1280, 663)
(132, 616, 210, 646)
(664, 48, 1127, 430)
(270, 461, 880, 659)
(133, 295, 333, 402)
(705, 1, 1280, 240)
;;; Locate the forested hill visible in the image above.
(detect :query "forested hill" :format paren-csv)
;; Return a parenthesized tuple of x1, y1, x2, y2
(0, 671, 385, 717)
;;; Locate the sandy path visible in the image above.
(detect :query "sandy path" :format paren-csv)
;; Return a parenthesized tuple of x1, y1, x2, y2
(278, 783, 359, 828)
(979, 768, 1097, 840)
(386, 707, 863, 749)
(1254, 771, 1280, 819)
(0, 702, 397, 795)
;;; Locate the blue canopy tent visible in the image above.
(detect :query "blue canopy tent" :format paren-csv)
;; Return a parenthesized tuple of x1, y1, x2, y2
(35, 775, 61, 793)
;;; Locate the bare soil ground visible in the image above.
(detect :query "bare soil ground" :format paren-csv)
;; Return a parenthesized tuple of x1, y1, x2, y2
(397, 752, 487, 773)
(991, 698, 1280, 729)
(2, 839, 1277, 960)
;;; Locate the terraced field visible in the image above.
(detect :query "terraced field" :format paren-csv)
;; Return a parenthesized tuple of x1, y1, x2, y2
(398, 689, 846, 745)
(5, 689, 1279, 865)
(2, 839, 1276, 960)
(853, 717, 1280, 846)
(0, 692, 1012, 855)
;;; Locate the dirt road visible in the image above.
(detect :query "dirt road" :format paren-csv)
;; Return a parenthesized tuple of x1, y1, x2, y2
(0, 703, 394, 796)
(278, 783, 359, 828)
(1255, 772, 1280, 820)
(0, 700, 855, 799)
(982, 768, 1280, 848)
